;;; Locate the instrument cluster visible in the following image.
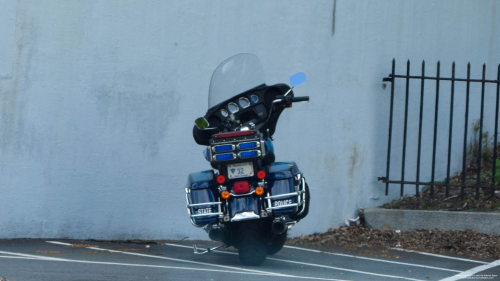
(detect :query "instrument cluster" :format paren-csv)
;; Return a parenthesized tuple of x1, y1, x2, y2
(221, 95, 259, 117)
(206, 86, 281, 130)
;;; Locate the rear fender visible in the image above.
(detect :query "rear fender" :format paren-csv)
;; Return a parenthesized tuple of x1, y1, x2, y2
(228, 180, 261, 222)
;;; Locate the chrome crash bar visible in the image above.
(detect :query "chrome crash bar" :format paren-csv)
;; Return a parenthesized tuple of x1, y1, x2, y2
(185, 188, 223, 227)
(264, 175, 307, 213)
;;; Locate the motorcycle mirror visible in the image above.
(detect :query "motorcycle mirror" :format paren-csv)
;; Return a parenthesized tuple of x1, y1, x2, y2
(289, 72, 306, 87)
(195, 117, 210, 130)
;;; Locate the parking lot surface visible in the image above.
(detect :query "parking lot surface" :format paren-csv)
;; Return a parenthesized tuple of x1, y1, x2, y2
(0, 239, 498, 280)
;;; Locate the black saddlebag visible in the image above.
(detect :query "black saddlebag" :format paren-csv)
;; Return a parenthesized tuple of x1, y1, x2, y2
(185, 170, 222, 226)
(266, 161, 308, 218)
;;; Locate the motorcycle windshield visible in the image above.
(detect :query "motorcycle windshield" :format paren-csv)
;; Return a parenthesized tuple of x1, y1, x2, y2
(208, 54, 265, 109)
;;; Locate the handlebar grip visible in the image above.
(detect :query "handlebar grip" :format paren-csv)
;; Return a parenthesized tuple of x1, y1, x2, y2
(291, 96, 309, 102)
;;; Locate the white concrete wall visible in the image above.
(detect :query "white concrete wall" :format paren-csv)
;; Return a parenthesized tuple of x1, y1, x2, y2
(0, 0, 499, 239)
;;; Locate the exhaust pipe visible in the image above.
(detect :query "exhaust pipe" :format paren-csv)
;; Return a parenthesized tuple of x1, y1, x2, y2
(271, 217, 287, 234)
(208, 228, 225, 242)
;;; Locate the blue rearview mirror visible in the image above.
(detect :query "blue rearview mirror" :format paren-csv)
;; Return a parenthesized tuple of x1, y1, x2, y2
(289, 72, 306, 87)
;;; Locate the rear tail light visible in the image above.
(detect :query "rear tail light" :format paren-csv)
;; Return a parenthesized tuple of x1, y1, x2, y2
(216, 175, 226, 184)
(233, 181, 250, 194)
(213, 130, 255, 139)
(257, 170, 266, 179)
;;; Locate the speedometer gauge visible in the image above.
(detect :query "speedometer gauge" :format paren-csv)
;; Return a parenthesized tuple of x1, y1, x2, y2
(221, 109, 229, 117)
(239, 97, 250, 109)
(227, 102, 239, 114)
(250, 95, 259, 103)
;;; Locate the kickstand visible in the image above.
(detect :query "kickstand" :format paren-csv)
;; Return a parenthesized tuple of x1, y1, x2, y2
(193, 244, 227, 255)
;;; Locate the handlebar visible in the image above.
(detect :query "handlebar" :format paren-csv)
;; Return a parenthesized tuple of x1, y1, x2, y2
(275, 95, 310, 104)
(291, 96, 309, 102)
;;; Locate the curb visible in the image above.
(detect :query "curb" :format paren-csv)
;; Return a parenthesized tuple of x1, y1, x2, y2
(362, 207, 500, 235)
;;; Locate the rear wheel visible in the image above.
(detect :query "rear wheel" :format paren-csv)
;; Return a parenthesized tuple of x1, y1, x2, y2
(266, 230, 287, 255)
(233, 220, 267, 266)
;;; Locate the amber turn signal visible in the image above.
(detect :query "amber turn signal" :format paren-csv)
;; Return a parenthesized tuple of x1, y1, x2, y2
(220, 190, 230, 199)
(255, 186, 265, 196)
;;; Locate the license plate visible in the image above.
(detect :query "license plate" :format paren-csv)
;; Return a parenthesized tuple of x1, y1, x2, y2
(227, 162, 254, 179)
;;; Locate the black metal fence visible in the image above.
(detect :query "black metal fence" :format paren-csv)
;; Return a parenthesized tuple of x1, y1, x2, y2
(378, 59, 500, 199)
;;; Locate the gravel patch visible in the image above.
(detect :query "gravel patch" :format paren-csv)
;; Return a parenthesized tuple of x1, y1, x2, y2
(288, 225, 500, 259)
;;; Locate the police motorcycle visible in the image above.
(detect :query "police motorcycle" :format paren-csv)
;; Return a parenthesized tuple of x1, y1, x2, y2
(186, 53, 310, 266)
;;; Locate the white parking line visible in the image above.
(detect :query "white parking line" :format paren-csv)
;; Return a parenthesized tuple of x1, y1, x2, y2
(0, 251, 66, 261)
(0, 255, 46, 260)
(45, 241, 348, 281)
(0, 252, 345, 280)
(284, 245, 462, 273)
(440, 259, 500, 281)
(164, 243, 425, 281)
(45, 241, 73, 246)
(266, 257, 426, 281)
(389, 248, 488, 264)
(46, 241, 283, 277)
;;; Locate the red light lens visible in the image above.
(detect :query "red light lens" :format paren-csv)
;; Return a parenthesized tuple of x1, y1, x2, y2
(257, 170, 266, 179)
(213, 130, 255, 139)
(233, 181, 250, 194)
(216, 175, 226, 184)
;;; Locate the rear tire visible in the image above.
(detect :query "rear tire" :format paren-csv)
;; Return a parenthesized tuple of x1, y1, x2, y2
(233, 220, 267, 266)
(266, 230, 287, 255)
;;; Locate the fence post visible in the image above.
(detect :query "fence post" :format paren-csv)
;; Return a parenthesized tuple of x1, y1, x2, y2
(445, 62, 456, 197)
(477, 64, 486, 199)
(400, 60, 411, 197)
(415, 61, 425, 197)
(384, 59, 396, 195)
(461, 63, 471, 200)
(430, 61, 441, 196)
(492, 64, 500, 196)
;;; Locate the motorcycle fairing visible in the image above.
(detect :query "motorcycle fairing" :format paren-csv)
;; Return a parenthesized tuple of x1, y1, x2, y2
(193, 84, 292, 146)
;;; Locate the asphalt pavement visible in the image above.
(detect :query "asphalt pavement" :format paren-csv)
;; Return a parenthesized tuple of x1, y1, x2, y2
(0, 239, 498, 281)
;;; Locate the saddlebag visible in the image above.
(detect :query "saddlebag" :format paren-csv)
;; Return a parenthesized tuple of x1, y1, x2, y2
(185, 170, 222, 226)
(266, 161, 307, 217)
